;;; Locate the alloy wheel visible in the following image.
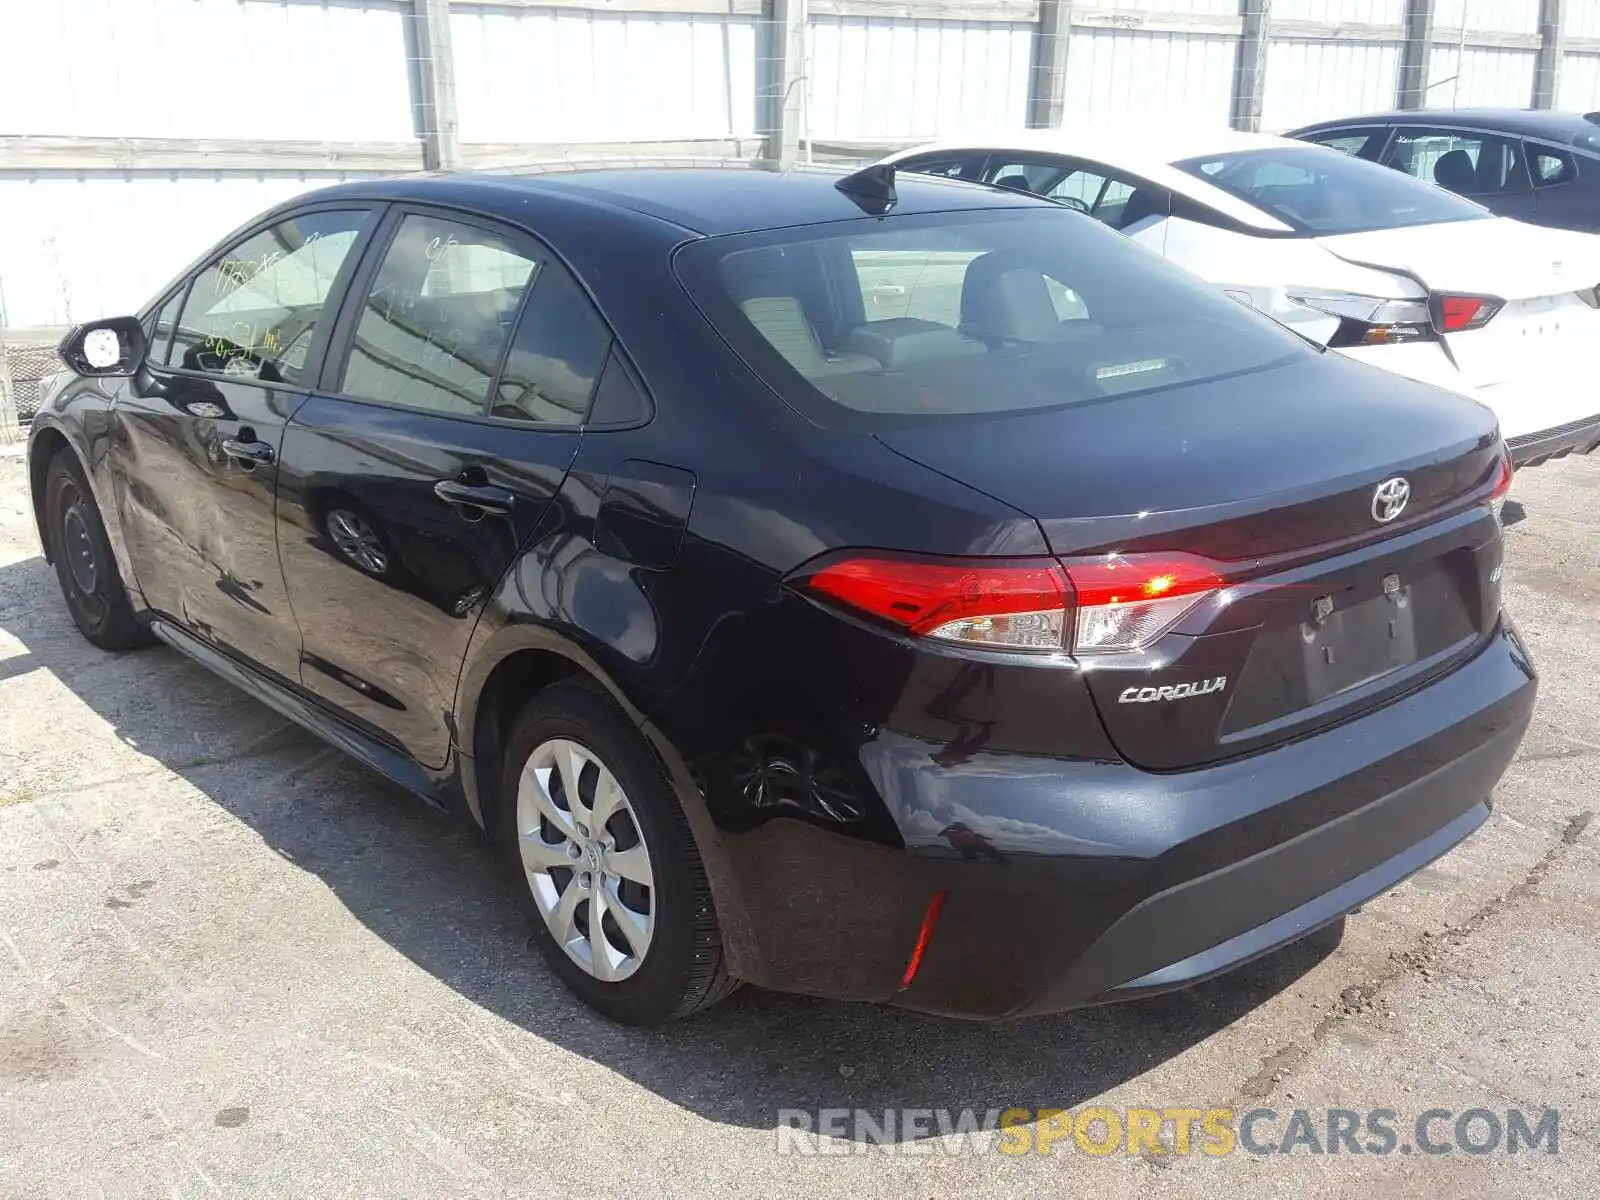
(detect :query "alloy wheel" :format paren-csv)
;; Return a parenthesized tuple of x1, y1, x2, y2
(326, 509, 389, 575)
(516, 737, 656, 982)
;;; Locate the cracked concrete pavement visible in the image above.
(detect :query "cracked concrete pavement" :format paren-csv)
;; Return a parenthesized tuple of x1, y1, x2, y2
(1, 448, 1597, 1198)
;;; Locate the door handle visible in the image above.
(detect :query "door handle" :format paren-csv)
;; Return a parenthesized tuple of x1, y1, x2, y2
(433, 479, 515, 515)
(221, 436, 275, 466)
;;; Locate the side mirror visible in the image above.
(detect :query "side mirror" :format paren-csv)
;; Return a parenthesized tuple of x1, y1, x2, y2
(58, 316, 148, 377)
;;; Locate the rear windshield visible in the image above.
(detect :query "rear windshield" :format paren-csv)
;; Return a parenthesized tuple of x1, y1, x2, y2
(1174, 145, 1490, 235)
(674, 208, 1305, 429)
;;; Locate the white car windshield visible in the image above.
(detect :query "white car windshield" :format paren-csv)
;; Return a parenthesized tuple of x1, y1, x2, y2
(1175, 146, 1491, 235)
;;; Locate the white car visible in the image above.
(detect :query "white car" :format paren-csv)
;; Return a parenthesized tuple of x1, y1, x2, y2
(879, 129, 1600, 467)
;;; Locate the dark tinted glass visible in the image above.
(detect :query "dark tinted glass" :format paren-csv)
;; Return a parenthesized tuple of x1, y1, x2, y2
(1530, 146, 1578, 186)
(167, 210, 366, 383)
(148, 292, 183, 364)
(587, 352, 652, 427)
(1380, 129, 1529, 196)
(677, 209, 1305, 429)
(1177, 145, 1489, 234)
(341, 214, 536, 416)
(489, 262, 611, 424)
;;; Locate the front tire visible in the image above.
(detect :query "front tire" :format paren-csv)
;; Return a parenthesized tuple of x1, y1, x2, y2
(42, 455, 153, 651)
(498, 680, 735, 1024)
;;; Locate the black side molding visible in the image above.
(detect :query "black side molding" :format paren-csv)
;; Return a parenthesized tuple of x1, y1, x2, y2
(148, 619, 450, 811)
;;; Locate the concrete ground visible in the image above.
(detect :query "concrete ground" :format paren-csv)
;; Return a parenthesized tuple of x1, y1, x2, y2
(0, 447, 1596, 1199)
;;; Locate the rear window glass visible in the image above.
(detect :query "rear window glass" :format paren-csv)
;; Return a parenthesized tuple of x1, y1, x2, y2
(675, 209, 1305, 429)
(1174, 145, 1489, 235)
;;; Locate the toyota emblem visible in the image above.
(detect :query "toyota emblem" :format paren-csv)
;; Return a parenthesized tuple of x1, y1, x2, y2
(1371, 476, 1411, 523)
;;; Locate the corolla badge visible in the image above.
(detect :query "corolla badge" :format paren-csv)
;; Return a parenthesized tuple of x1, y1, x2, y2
(1371, 476, 1411, 524)
(1118, 676, 1227, 703)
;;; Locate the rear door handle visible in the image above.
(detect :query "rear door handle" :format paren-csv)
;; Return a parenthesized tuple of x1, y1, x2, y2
(221, 436, 275, 465)
(433, 479, 515, 515)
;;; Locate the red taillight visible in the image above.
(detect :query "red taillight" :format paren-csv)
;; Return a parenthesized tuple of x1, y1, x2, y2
(1062, 553, 1227, 607)
(1436, 294, 1503, 333)
(800, 550, 1232, 655)
(1490, 448, 1514, 502)
(803, 556, 1072, 650)
(1063, 552, 1230, 654)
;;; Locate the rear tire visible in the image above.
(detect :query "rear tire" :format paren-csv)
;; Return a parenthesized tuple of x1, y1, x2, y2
(42, 454, 153, 651)
(497, 680, 736, 1024)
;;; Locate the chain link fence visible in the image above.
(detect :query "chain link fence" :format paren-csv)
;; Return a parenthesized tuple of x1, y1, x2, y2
(0, 337, 60, 440)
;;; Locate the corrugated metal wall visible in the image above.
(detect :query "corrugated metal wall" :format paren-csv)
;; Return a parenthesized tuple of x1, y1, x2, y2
(1063, 29, 1237, 129)
(0, 0, 414, 141)
(1261, 39, 1404, 131)
(451, 6, 760, 142)
(1426, 44, 1538, 108)
(1261, 1, 1403, 131)
(805, 17, 1033, 140)
(1560, 55, 1600, 112)
(1433, 0, 1539, 35)
(1562, 0, 1600, 113)
(0, 171, 384, 329)
(8, 0, 1600, 333)
(0, 0, 410, 329)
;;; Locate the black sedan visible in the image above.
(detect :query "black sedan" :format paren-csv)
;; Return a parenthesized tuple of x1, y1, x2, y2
(30, 162, 1531, 1025)
(1292, 107, 1600, 232)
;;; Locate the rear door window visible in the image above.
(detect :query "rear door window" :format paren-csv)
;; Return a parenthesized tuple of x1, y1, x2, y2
(981, 158, 1100, 208)
(1300, 127, 1390, 160)
(980, 156, 1153, 230)
(896, 153, 988, 182)
(490, 260, 612, 424)
(338, 213, 537, 416)
(1381, 129, 1532, 197)
(1528, 144, 1578, 187)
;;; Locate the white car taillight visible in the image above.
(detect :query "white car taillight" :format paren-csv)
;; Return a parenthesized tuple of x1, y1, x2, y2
(1283, 289, 1433, 346)
(1433, 293, 1504, 333)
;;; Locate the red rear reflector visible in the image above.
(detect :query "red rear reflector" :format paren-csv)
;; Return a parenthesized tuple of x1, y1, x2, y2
(899, 890, 947, 990)
(1437, 294, 1501, 333)
(803, 557, 1070, 637)
(1490, 449, 1513, 501)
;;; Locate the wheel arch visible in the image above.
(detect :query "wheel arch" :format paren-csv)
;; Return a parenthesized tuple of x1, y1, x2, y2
(27, 424, 76, 563)
(454, 626, 759, 980)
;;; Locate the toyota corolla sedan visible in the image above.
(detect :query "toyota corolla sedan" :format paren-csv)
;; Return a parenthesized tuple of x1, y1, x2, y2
(882, 129, 1600, 468)
(31, 162, 1531, 1025)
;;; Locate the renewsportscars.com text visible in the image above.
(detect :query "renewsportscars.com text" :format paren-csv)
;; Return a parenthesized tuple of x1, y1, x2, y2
(775, 1106, 1559, 1157)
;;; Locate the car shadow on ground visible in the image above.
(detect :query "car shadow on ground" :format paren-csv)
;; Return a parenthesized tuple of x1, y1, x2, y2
(0, 552, 1339, 1143)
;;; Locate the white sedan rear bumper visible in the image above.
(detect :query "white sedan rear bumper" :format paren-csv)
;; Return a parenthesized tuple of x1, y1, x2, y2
(1337, 341, 1600, 466)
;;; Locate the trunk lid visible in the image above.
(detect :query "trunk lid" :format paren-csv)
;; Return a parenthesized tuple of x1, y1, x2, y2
(876, 353, 1506, 770)
(1318, 218, 1600, 393)
(1314, 216, 1600, 302)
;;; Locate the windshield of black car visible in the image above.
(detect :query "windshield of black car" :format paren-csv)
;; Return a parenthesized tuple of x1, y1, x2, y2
(1174, 145, 1491, 235)
(674, 208, 1307, 429)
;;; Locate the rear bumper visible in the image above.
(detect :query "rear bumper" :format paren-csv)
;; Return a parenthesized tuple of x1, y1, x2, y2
(854, 618, 1536, 1019)
(1505, 412, 1600, 468)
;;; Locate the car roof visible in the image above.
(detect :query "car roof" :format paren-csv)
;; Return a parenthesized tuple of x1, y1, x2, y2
(879, 128, 1305, 233)
(295, 159, 1053, 237)
(1292, 107, 1600, 151)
